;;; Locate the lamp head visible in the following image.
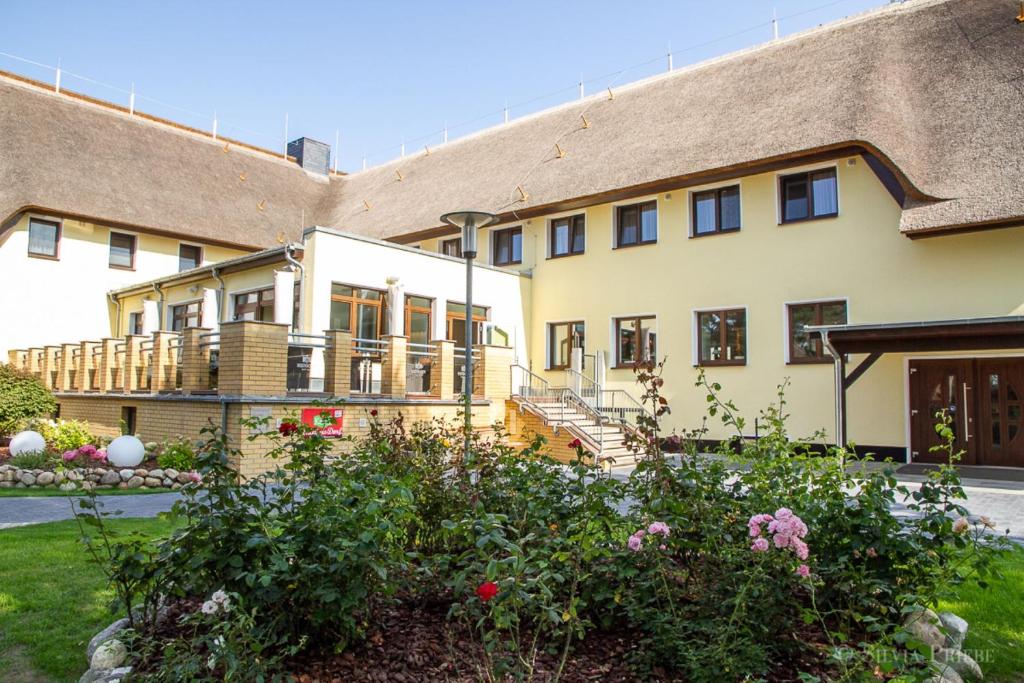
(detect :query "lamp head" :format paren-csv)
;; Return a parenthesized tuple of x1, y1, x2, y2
(440, 211, 499, 257)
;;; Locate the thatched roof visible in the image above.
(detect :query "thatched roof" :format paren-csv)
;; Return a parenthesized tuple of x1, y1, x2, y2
(1, 0, 1021, 247)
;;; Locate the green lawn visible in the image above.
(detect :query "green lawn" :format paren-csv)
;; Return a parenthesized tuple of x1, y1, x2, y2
(0, 517, 176, 682)
(0, 487, 174, 498)
(937, 546, 1024, 682)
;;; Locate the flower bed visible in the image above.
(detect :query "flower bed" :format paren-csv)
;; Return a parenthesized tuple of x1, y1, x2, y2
(69, 365, 1010, 682)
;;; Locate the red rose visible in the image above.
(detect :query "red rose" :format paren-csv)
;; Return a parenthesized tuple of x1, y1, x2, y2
(568, 438, 582, 449)
(278, 421, 299, 436)
(476, 581, 499, 602)
(370, 409, 378, 417)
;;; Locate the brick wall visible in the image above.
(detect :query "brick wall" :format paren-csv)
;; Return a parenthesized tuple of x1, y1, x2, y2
(503, 400, 579, 464)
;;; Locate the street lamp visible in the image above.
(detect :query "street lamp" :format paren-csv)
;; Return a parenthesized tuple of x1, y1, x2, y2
(440, 210, 499, 458)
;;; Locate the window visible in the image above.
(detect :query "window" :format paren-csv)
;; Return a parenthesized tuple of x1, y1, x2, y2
(169, 301, 202, 332)
(550, 215, 585, 257)
(548, 321, 585, 369)
(108, 232, 136, 269)
(27, 218, 60, 258)
(446, 301, 489, 348)
(492, 227, 522, 266)
(233, 288, 274, 322)
(692, 186, 741, 236)
(441, 238, 463, 258)
(178, 244, 202, 271)
(128, 311, 144, 336)
(788, 300, 847, 363)
(329, 284, 387, 339)
(697, 309, 746, 366)
(616, 201, 657, 247)
(780, 168, 838, 223)
(405, 295, 433, 345)
(615, 316, 657, 366)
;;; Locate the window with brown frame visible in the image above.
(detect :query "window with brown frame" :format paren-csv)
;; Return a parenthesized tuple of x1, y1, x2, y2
(329, 284, 388, 339)
(233, 288, 275, 322)
(615, 316, 657, 367)
(404, 295, 433, 346)
(492, 227, 522, 266)
(615, 201, 657, 248)
(178, 244, 202, 271)
(780, 168, 838, 223)
(108, 232, 136, 270)
(692, 186, 741, 237)
(27, 218, 60, 259)
(446, 301, 489, 348)
(549, 215, 585, 257)
(788, 300, 847, 363)
(548, 321, 585, 369)
(127, 311, 144, 335)
(441, 238, 463, 258)
(697, 309, 746, 366)
(169, 301, 202, 332)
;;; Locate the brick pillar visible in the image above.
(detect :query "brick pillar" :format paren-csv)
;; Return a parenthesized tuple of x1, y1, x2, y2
(323, 330, 352, 398)
(218, 320, 288, 396)
(56, 343, 78, 392)
(96, 339, 119, 392)
(121, 335, 146, 393)
(431, 339, 455, 400)
(181, 327, 212, 394)
(150, 331, 179, 392)
(478, 344, 514, 401)
(7, 350, 27, 371)
(380, 335, 408, 399)
(40, 345, 60, 390)
(77, 341, 98, 393)
(25, 348, 42, 377)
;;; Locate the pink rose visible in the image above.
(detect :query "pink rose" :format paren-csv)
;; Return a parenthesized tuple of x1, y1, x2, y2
(78, 444, 97, 457)
(188, 471, 202, 483)
(62, 450, 77, 462)
(750, 537, 770, 553)
(627, 534, 643, 552)
(92, 449, 107, 461)
(647, 521, 670, 537)
(796, 564, 811, 578)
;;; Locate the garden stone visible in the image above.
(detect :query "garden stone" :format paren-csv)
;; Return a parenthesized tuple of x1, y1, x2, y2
(36, 471, 55, 485)
(90, 639, 127, 670)
(100, 471, 121, 486)
(938, 612, 969, 650)
(162, 477, 172, 487)
(86, 474, 100, 483)
(176, 472, 192, 483)
(19, 472, 36, 486)
(14, 481, 25, 488)
(126, 476, 144, 489)
(60, 482, 77, 491)
(144, 477, 162, 487)
(87, 618, 129, 659)
(67, 470, 82, 481)
(935, 648, 983, 682)
(0, 481, 11, 488)
(118, 482, 128, 489)
(134, 468, 148, 477)
(148, 468, 164, 479)
(164, 468, 179, 480)
(94, 468, 108, 476)
(171, 482, 181, 490)
(119, 469, 134, 481)
(81, 480, 95, 491)
(55, 471, 66, 484)
(905, 609, 945, 652)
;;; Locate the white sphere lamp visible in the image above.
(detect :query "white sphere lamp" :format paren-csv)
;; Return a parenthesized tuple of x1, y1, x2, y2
(10, 430, 46, 455)
(107, 435, 145, 468)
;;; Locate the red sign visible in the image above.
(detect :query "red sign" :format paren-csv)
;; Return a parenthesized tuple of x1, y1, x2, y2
(300, 407, 344, 437)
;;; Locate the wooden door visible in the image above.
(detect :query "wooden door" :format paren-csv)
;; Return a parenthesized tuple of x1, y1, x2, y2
(909, 359, 976, 464)
(976, 359, 1024, 467)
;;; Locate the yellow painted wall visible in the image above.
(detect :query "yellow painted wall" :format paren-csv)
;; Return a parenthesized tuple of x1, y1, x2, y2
(0, 213, 249, 353)
(464, 156, 1024, 450)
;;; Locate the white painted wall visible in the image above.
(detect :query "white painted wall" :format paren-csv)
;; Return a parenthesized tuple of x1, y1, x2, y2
(304, 228, 531, 365)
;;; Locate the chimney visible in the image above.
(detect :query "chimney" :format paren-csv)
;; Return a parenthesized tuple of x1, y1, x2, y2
(287, 137, 331, 175)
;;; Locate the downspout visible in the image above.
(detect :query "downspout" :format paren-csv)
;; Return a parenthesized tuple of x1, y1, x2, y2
(108, 292, 122, 337)
(211, 267, 226, 328)
(284, 244, 304, 333)
(821, 330, 846, 463)
(151, 284, 164, 330)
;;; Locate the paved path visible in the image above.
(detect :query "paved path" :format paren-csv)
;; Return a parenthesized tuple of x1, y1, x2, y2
(2, 468, 1022, 542)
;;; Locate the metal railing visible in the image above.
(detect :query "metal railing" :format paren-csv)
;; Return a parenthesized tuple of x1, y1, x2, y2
(406, 342, 435, 394)
(287, 332, 326, 392)
(454, 346, 482, 397)
(199, 332, 220, 390)
(351, 337, 386, 395)
(511, 363, 552, 399)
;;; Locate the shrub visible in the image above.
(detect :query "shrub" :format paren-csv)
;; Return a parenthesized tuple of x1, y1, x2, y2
(8, 450, 54, 469)
(0, 364, 55, 437)
(156, 438, 196, 471)
(42, 419, 95, 452)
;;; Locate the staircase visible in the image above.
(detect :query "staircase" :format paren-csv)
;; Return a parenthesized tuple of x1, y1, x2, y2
(509, 365, 640, 467)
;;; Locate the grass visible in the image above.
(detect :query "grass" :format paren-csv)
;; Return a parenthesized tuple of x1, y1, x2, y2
(937, 545, 1024, 682)
(0, 517, 176, 682)
(0, 487, 174, 498)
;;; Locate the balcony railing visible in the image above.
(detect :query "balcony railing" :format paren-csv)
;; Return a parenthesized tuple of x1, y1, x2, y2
(406, 342, 435, 394)
(454, 346, 482, 397)
(351, 337, 386, 395)
(287, 332, 326, 393)
(199, 332, 220, 391)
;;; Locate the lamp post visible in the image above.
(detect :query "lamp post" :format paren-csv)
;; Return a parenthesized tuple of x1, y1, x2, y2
(440, 210, 499, 458)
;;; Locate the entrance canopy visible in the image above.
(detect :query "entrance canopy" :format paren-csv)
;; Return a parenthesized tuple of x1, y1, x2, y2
(807, 316, 1024, 448)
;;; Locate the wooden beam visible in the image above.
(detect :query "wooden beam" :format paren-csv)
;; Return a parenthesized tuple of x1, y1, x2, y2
(843, 352, 882, 390)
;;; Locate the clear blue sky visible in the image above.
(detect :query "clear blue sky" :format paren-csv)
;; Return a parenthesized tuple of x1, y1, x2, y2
(1, 0, 882, 171)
